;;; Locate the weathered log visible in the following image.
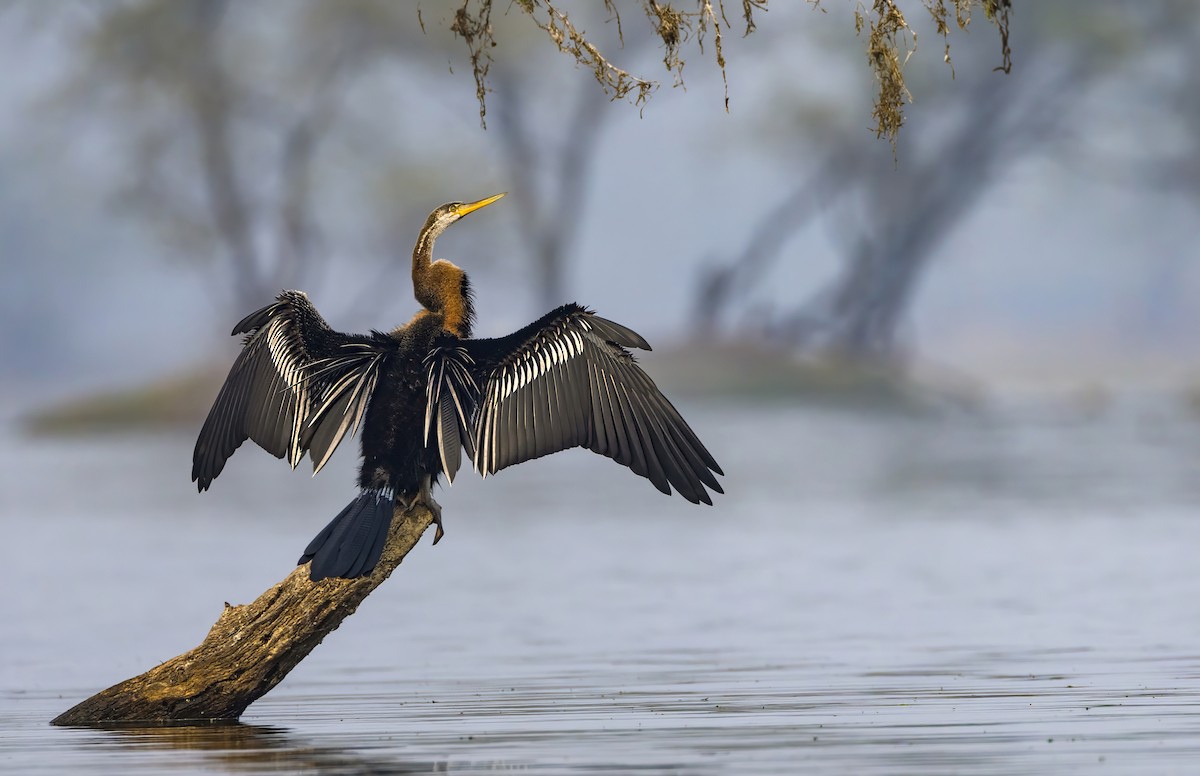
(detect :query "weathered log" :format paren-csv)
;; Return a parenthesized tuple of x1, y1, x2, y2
(52, 505, 433, 725)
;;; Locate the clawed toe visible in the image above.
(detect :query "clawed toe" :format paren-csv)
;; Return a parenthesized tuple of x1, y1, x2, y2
(401, 476, 445, 545)
(426, 497, 444, 545)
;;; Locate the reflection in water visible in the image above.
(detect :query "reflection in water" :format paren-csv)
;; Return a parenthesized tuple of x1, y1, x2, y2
(5, 405, 1200, 774)
(56, 716, 728, 774)
(58, 721, 536, 775)
(86, 721, 291, 753)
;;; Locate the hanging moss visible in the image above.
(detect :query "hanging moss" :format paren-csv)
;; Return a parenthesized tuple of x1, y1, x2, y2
(448, 0, 1012, 144)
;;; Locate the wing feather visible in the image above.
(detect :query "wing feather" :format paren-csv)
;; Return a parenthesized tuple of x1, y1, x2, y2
(638, 373, 725, 490)
(586, 357, 622, 465)
(566, 355, 589, 442)
(422, 345, 479, 484)
(438, 390, 462, 477)
(464, 304, 722, 503)
(540, 364, 559, 449)
(611, 368, 651, 480)
(301, 349, 383, 476)
(305, 389, 354, 473)
(606, 366, 665, 491)
(599, 365, 642, 477)
(626, 381, 703, 502)
(501, 384, 518, 470)
(192, 291, 389, 491)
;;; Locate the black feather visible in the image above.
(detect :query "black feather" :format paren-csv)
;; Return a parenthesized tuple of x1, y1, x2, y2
(193, 291, 385, 491)
(462, 304, 721, 502)
(202, 290, 721, 586)
(303, 490, 395, 581)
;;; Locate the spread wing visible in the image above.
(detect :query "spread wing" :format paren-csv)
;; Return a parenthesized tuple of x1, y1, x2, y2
(192, 291, 390, 491)
(463, 304, 723, 504)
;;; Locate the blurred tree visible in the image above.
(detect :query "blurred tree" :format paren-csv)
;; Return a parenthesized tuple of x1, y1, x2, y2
(1087, 1, 1200, 341)
(49, 0, 399, 314)
(491, 69, 612, 313)
(32, 0, 1013, 323)
(693, 3, 1107, 366)
(38, 0, 508, 320)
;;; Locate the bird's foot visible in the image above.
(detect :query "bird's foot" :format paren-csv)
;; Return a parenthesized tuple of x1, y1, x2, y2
(426, 496, 445, 545)
(399, 478, 445, 545)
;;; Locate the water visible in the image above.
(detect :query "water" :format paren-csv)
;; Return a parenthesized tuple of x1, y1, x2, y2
(3, 401, 1200, 774)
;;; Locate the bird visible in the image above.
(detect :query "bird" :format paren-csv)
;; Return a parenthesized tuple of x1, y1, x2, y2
(192, 193, 723, 581)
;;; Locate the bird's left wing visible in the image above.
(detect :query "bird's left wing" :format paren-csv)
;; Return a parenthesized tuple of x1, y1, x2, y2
(463, 304, 723, 503)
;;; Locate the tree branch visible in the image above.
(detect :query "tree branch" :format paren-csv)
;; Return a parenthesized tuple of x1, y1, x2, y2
(52, 506, 434, 725)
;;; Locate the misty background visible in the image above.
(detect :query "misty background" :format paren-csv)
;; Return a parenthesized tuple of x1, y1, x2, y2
(1, 1, 1196, 411)
(5, 3, 1200, 772)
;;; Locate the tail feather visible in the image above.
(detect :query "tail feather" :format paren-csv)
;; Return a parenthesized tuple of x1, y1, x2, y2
(334, 497, 389, 579)
(299, 500, 356, 563)
(299, 489, 396, 581)
(358, 506, 392, 578)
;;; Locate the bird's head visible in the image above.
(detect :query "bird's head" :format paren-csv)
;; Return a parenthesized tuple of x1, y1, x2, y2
(422, 192, 506, 239)
(412, 193, 505, 337)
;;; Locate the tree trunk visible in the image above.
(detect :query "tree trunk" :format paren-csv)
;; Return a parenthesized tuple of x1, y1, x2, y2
(51, 506, 433, 726)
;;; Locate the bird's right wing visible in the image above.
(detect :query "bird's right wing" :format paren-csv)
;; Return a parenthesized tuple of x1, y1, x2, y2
(192, 291, 390, 491)
(464, 304, 723, 504)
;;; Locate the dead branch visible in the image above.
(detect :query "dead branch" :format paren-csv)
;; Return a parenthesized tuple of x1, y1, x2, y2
(51, 506, 433, 725)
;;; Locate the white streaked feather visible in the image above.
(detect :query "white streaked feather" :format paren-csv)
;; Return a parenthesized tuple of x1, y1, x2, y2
(436, 391, 457, 482)
(261, 317, 310, 468)
(423, 346, 480, 483)
(349, 362, 380, 436)
(291, 347, 385, 477)
(423, 358, 441, 442)
(478, 323, 594, 470)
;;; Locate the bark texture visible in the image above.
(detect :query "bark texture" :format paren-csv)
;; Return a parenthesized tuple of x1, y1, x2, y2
(52, 505, 433, 725)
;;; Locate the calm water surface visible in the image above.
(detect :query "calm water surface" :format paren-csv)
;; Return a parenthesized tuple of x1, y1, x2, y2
(2, 401, 1200, 774)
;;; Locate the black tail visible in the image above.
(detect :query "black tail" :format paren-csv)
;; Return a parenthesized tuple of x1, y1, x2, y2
(299, 489, 396, 581)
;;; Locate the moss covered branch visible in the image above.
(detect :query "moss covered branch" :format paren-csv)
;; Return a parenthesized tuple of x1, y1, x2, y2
(52, 506, 433, 725)
(853, 0, 1013, 147)
(449, 0, 1013, 144)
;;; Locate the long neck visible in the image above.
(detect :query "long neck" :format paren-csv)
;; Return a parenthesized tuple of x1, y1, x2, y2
(411, 219, 447, 297)
(412, 221, 473, 338)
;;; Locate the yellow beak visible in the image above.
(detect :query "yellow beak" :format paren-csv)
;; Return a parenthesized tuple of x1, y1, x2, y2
(455, 192, 506, 218)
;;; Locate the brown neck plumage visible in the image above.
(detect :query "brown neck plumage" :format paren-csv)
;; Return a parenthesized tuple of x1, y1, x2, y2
(412, 217, 473, 338)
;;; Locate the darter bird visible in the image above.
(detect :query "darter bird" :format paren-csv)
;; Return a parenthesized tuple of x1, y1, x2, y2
(192, 193, 723, 581)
